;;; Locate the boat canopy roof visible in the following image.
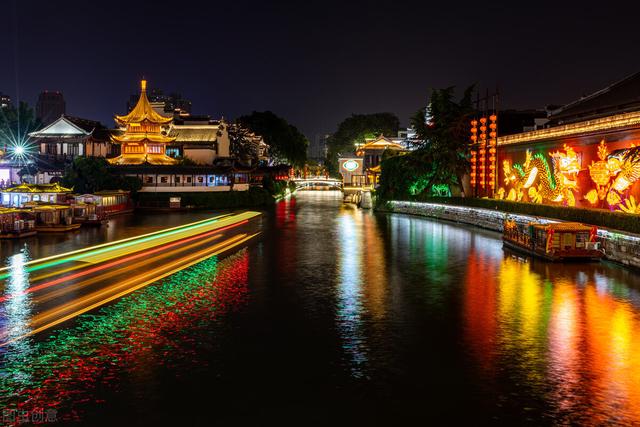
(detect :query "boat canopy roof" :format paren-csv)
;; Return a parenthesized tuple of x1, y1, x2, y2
(530, 222, 594, 232)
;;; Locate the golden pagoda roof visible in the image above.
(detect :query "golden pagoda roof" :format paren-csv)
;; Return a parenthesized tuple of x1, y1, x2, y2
(111, 133, 175, 144)
(115, 80, 173, 126)
(107, 153, 177, 165)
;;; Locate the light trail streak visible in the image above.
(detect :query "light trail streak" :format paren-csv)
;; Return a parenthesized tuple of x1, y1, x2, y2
(31, 233, 225, 305)
(31, 233, 249, 326)
(0, 213, 246, 279)
(0, 219, 250, 303)
(0, 232, 259, 347)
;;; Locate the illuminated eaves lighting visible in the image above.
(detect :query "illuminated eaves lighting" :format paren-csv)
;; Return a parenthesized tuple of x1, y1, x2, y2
(498, 110, 640, 146)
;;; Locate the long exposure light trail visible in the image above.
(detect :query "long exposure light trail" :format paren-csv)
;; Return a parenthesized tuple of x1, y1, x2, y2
(0, 212, 261, 347)
(0, 219, 250, 303)
(30, 233, 252, 326)
(31, 233, 226, 305)
(1, 232, 258, 347)
(0, 213, 241, 279)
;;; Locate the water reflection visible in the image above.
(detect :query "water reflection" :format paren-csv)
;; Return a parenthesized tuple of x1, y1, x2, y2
(464, 251, 640, 424)
(0, 247, 34, 372)
(0, 250, 249, 422)
(336, 208, 368, 377)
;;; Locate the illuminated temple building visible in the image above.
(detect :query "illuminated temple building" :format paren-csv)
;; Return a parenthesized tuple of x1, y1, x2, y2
(108, 80, 177, 165)
(339, 134, 407, 188)
(488, 71, 640, 214)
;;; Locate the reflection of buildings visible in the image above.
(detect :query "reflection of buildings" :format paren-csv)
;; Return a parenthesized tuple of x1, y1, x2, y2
(462, 252, 640, 424)
(495, 72, 640, 213)
(36, 91, 66, 125)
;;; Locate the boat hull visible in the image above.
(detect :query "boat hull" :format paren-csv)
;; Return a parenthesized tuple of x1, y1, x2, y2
(0, 230, 37, 239)
(36, 223, 82, 233)
(503, 238, 603, 262)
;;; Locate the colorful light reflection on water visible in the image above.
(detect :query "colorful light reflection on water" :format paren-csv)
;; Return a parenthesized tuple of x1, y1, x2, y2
(463, 249, 640, 424)
(1, 194, 640, 424)
(0, 250, 249, 423)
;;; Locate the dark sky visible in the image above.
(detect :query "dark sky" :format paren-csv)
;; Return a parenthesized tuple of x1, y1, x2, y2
(2, 0, 640, 138)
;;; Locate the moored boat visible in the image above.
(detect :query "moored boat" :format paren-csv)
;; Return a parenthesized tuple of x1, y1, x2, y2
(72, 202, 109, 226)
(0, 208, 37, 239)
(25, 202, 82, 233)
(503, 220, 603, 261)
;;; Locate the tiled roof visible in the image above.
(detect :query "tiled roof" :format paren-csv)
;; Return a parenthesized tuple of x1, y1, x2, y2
(550, 72, 640, 124)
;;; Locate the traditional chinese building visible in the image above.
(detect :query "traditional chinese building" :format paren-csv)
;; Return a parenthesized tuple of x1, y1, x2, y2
(1, 183, 73, 207)
(353, 135, 406, 186)
(108, 80, 177, 165)
(495, 72, 640, 214)
(166, 114, 231, 164)
(29, 115, 112, 160)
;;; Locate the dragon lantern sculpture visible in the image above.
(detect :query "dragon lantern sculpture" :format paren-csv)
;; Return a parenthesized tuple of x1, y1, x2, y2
(498, 140, 640, 213)
(500, 145, 580, 206)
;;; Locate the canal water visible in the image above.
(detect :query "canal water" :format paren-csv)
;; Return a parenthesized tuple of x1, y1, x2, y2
(2, 191, 640, 425)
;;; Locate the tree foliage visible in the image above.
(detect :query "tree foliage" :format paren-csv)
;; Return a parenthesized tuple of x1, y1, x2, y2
(236, 111, 308, 167)
(0, 102, 40, 147)
(379, 86, 475, 200)
(325, 112, 400, 174)
(61, 157, 142, 194)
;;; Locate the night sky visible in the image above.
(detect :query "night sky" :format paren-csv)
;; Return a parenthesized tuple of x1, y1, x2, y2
(2, 0, 640, 138)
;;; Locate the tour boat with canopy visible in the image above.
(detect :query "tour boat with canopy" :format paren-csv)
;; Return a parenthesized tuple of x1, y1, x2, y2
(503, 220, 603, 261)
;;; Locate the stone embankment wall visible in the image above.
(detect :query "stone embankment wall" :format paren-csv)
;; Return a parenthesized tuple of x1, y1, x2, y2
(385, 200, 640, 269)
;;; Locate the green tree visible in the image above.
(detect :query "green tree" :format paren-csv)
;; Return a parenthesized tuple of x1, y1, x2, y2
(0, 102, 40, 152)
(412, 86, 475, 189)
(378, 86, 475, 200)
(61, 157, 142, 194)
(236, 111, 308, 167)
(325, 113, 400, 174)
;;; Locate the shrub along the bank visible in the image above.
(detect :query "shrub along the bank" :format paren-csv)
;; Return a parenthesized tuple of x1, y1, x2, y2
(382, 195, 640, 235)
(138, 187, 274, 209)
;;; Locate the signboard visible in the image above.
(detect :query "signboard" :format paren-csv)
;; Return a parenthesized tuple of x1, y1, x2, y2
(169, 197, 181, 208)
(342, 159, 359, 172)
(339, 158, 363, 175)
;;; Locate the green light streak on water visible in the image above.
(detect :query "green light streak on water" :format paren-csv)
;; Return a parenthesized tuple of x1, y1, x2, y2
(0, 252, 246, 409)
(0, 217, 222, 280)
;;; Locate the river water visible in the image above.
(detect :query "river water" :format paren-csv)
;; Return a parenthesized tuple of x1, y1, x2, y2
(2, 191, 640, 425)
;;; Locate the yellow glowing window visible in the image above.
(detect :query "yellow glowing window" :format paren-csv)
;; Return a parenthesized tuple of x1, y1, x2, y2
(124, 145, 144, 154)
(147, 145, 163, 154)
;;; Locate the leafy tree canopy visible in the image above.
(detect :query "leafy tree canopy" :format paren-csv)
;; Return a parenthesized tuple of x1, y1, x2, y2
(325, 112, 399, 174)
(0, 102, 40, 148)
(61, 157, 142, 194)
(236, 111, 308, 167)
(379, 86, 475, 200)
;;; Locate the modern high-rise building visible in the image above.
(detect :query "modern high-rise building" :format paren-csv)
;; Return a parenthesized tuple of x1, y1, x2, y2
(36, 91, 66, 125)
(0, 93, 11, 109)
(309, 133, 329, 163)
(127, 87, 191, 115)
(0, 92, 12, 109)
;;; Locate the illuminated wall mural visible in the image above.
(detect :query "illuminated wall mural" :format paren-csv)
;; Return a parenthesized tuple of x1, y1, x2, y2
(497, 135, 640, 213)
